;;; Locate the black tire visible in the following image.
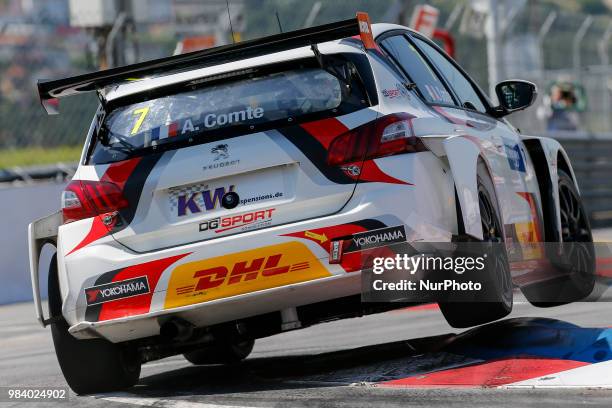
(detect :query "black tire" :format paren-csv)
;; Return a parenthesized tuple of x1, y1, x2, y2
(183, 338, 254, 365)
(522, 169, 595, 306)
(439, 160, 513, 328)
(48, 255, 141, 395)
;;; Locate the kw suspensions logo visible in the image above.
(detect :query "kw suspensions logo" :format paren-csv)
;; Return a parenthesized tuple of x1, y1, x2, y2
(85, 276, 150, 306)
(164, 242, 330, 309)
(176, 184, 235, 217)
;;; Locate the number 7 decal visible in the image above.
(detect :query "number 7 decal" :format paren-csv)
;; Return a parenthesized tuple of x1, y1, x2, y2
(131, 106, 150, 135)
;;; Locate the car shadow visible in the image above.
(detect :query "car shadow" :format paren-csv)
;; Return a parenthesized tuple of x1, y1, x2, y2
(129, 316, 611, 396)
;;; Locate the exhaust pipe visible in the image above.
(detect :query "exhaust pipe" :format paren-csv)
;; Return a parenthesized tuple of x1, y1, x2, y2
(159, 318, 194, 342)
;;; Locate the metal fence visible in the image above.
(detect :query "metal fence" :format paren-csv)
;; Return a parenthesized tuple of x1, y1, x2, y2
(553, 132, 612, 229)
(0, 0, 391, 150)
(0, 11, 174, 149)
(427, 0, 612, 136)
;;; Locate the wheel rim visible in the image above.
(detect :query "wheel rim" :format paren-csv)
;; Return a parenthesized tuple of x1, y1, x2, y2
(479, 189, 499, 242)
(559, 182, 590, 242)
(558, 178, 593, 292)
(478, 186, 512, 306)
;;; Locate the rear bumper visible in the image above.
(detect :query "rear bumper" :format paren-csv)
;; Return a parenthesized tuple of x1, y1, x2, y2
(61, 200, 376, 342)
(69, 271, 361, 342)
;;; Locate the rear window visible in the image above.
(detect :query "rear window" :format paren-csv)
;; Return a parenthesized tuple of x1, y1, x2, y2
(90, 60, 371, 164)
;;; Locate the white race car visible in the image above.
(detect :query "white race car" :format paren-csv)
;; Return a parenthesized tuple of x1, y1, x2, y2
(30, 13, 594, 394)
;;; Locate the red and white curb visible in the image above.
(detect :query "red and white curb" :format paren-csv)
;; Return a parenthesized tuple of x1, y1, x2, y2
(502, 360, 612, 389)
(376, 357, 612, 389)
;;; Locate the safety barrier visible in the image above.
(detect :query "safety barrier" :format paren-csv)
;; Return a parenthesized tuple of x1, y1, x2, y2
(0, 163, 76, 183)
(0, 182, 66, 304)
(550, 131, 612, 228)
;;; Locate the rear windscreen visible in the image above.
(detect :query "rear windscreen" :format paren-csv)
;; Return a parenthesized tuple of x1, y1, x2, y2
(89, 60, 372, 164)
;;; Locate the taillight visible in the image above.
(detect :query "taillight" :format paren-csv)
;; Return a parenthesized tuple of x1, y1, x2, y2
(327, 113, 427, 166)
(61, 180, 128, 224)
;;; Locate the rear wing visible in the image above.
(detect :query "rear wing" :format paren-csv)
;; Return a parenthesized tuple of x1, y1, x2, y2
(38, 12, 376, 115)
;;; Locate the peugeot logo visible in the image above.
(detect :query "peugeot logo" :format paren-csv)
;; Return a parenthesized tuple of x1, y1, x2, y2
(211, 144, 229, 161)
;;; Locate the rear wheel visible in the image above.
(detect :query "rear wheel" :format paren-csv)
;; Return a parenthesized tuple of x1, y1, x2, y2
(522, 169, 595, 306)
(183, 338, 254, 365)
(439, 161, 513, 328)
(48, 255, 141, 394)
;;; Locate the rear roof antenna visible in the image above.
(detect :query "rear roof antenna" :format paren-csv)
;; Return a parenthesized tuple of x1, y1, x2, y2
(225, 0, 236, 44)
(275, 10, 283, 33)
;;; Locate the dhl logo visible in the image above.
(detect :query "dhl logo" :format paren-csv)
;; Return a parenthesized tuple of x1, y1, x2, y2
(176, 254, 310, 294)
(164, 242, 330, 309)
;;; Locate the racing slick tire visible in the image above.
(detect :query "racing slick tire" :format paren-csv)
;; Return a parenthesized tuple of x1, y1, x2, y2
(183, 338, 255, 365)
(439, 160, 513, 328)
(522, 169, 596, 306)
(48, 254, 141, 394)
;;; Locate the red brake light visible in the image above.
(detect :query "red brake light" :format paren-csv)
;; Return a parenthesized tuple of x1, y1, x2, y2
(61, 180, 128, 224)
(326, 124, 372, 166)
(327, 113, 426, 166)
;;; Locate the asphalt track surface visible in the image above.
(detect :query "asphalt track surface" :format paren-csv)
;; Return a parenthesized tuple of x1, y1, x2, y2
(2, 228, 612, 407)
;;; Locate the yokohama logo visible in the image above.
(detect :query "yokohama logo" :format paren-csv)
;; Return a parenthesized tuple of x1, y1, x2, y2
(175, 254, 309, 295)
(353, 230, 403, 246)
(344, 225, 407, 253)
(85, 276, 150, 305)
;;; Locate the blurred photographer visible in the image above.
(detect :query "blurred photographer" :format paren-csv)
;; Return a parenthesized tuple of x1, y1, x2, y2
(541, 82, 582, 132)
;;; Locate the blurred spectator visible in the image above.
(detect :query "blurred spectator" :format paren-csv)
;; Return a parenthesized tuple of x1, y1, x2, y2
(540, 82, 584, 132)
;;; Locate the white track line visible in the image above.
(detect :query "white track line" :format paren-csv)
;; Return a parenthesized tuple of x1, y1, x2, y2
(501, 360, 612, 389)
(96, 393, 258, 408)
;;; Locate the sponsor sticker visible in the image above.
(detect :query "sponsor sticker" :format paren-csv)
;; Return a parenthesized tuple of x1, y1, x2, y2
(344, 225, 407, 253)
(199, 208, 275, 233)
(505, 144, 526, 172)
(164, 242, 330, 309)
(84, 276, 150, 306)
(382, 83, 411, 99)
(170, 182, 284, 218)
(240, 191, 283, 206)
(329, 240, 344, 263)
(172, 184, 236, 217)
(382, 88, 401, 98)
(506, 221, 543, 261)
